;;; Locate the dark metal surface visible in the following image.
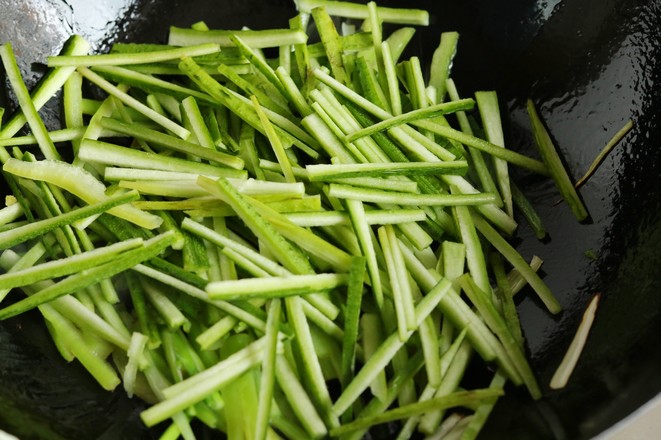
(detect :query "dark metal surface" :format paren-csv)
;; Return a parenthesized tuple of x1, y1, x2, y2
(1, 0, 660, 438)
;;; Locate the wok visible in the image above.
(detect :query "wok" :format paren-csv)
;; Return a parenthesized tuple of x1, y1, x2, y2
(0, 0, 660, 438)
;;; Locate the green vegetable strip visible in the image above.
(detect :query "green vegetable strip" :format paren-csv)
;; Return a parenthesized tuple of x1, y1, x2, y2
(347, 98, 475, 142)
(99, 117, 244, 169)
(123, 331, 149, 398)
(0, 244, 46, 303)
(78, 139, 245, 179)
(329, 183, 498, 206)
(0, 190, 139, 250)
(340, 256, 367, 387)
(312, 6, 350, 86)
(247, 197, 353, 274)
(3, 157, 164, 229)
(197, 176, 313, 274)
(295, 0, 430, 26)
(459, 373, 507, 440)
(48, 43, 220, 66)
(315, 68, 548, 175)
(143, 280, 190, 331)
(526, 100, 588, 220)
(168, 27, 308, 48)
(490, 253, 525, 349)
(275, 66, 313, 117)
(93, 65, 212, 103)
(345, 199, 383, 307)
(40, 305, 121, 390)
(414, 120, 549, 176)
(141, 337, 267, 427)
(77, 67, 191, 140)
(63, 71, 84, 153)
(307, 161, 467, 180)
(275, 355, 328, 437)
(255, 299, 282, 440)
(331, 388, 502, 436)
(475, 91, 513, 217)
(332, 277, 453, 417)
(451, 189, 491, 295)
(458, 274, 541, 399)
(381, 41, 402, 115)
(417, 340, 473, 434)
(251, 96, 296, 183)
(446, 78, 501, 204)
(180, 96, 216, 150)
(0, 238, 143, 289)
(206, 273, 348, 300)
(284, 209, 425, 227)
(575, 119, 633, 189)
(230, 35, 287, 97)
(0, 231, 174, 319)
(472, 214, 562, 314)
(0, 35, 90, 142)
(286, 295, 340, 428)
(0, 43, 61, 161)
(511, 182, 547, 240)
(0, 129, 92, 147)
(429, 32, 459, 102)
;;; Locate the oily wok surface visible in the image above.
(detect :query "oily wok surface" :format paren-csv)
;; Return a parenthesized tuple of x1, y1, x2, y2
(0, 0, 660, 438)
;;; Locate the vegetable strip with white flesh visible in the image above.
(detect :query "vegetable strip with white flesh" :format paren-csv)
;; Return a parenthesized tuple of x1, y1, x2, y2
(0, 2, 596, 438)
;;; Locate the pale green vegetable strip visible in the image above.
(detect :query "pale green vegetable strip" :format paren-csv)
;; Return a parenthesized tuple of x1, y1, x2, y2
(331, 388, 503, 436)
(0, 243, 46, 303)
(77, 67, 190, 140)
(98, 117, 244, 169)
(472, 214, 562, 314)
(446, 78, 501, 206)
(40, 305, 121, 390)
(78, 139, 245, 178)
(346, 199, 383, 307)
(168, 27, 308, 48)
(123, 332, 149, 398)
(307, 161, 467, 180)
(0, 35, 90, 142)
(140, 337, 267, 427)
(49, 43, 220, 66)
(0, 43, 61, 161)
(475, 91, 513, 217)
(295, 0, 429, 25)
(206, 273, 348, 300)
(451, 188, 491, 295)
(332, 277, 452, 417)
(458, 274, 541, 399)
(4, 158, 163, 229)
(328, 183, 498, 206)
(284, 208, 425, 227)
(251, 96, 296, 183)
(460, 373, 507, 440)
(347, 99, 475, 142)
(275, 355, 328, 438)
(255, 299, 282, 440)
(381, 41, 402, 115)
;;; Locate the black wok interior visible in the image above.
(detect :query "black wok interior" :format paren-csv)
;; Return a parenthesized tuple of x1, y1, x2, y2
(1, 0, 660, 438)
